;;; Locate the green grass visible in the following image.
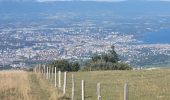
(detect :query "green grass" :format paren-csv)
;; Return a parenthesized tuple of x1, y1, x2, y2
(1, 69, 170, 100)
(49, 69, 170, 100)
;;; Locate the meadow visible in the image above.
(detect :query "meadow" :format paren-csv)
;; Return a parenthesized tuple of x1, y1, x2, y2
(57, 69, 170, 100)
(0, 70, 63, 100)
(0, 69, 170, 100)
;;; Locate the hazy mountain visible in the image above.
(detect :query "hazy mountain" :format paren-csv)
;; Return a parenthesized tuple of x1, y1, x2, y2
(0, 0, 170, 22)
(0, 0, 36, 2)
(1, 0, 170, 2)
(1, 1, 170, 14)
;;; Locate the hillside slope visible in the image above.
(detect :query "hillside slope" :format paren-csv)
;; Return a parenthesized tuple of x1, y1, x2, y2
(0, 71, 64, 100)
(65, 69, 170, 100)
(0, 69, 170, 100)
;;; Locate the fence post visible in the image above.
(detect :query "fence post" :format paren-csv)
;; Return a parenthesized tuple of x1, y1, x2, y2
(46, 66, 48, 79)
(52, 67, 54, 78)
(41, 65, 43, 74)
(34, 67, 36, 73)
(124, 83, 128, 100)
(43, 65, 46, 77)
(58, 71, 61, 88)
(97, 83, 101, 100)
(63, 72, 67, 95)
(71, 74, 74, 100)
(36, 65, 38, 73)
(38, 64, 40, 73)
(37, 64, 39, 73)
(49, 67, 51, 79)
(82, 80, 85, 100)
(37, 65, 39, 73)
(55, 67, 57, 87)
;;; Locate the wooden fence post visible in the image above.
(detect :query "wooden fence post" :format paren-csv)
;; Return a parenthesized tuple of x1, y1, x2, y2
(43, 65, 46, 77)
(124, 83, 128, 100)
(37, 64, 39, 73)
(71, 74, 75, 100)
(63, 72, 67, 95)
(55, 67, 57, 87)
(82, 80, 85, 100)
(36, 65, 38, 73)
(49, 67, 51, 79)
(97, 83, 101, 100)
(34, 67, 36, 73)
(41, 65, 43, 74)
(37, 65, 39, 73)
(39, 64, 40, 73)
(52, 67, 54, 78)
(58, 71, 61, 88)
(46, 67, 48, 79)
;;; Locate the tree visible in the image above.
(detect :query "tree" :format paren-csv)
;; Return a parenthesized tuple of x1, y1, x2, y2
(50, 60, 70, 71)
(49, 59, 80, 72)
(91, 54, 101, 62)
(107, 45, 120, 63)
(71, 62, 80, 71)
(83, 45, 131, 71)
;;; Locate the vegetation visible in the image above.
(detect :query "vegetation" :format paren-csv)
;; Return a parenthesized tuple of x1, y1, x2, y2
(0, 65, 12, 70)
(1, 69, 170, 100)
(49, 60, 80, 72)
(0, 70, 64, 100)
(62, 69, 170, 100)
(47, 46, 131, 72)
(83, 46, 132, 71)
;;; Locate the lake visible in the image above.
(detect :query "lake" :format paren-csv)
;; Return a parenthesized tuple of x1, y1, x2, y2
(141, 29, 170, 44)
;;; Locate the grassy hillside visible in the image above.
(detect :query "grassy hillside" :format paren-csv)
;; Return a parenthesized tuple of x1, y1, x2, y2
(58, 69, 170, 100)
(0, 70, 64, 100)
(0, 69, 170, 100)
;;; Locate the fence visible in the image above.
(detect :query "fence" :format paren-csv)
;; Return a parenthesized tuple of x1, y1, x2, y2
(33, 65, 129, 100)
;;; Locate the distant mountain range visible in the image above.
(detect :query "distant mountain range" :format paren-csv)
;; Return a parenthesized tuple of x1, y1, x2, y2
(0, 0, 36, 2)
(0, 0, 170, 2)
(1, 0, 170, 15)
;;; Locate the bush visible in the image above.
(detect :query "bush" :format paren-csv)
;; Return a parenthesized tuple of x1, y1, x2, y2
(83, 46, 132, 71)
(49, 60, 80, 72)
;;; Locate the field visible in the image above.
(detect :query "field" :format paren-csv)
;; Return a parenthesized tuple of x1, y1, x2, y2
(63, 69, 170, 100)
(0, 70, 64, 100)
(0, 69, 170, 100)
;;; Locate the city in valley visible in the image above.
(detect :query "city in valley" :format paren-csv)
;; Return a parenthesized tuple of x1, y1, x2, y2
(1, 1, 170, 68)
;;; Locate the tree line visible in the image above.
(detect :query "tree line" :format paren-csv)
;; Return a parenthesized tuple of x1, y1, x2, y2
(47, 46, 132, 72)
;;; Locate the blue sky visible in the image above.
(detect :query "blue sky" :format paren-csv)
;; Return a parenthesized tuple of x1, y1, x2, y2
(37, 0, 126, 2)
(37, 0, 170, 2)
(1, 0, 170, 2)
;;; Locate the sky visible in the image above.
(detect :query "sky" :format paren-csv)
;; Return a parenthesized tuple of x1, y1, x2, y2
(1, 0, 170, 2)
(37, 0, 126, 2)
(36, 0, 170, 2)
